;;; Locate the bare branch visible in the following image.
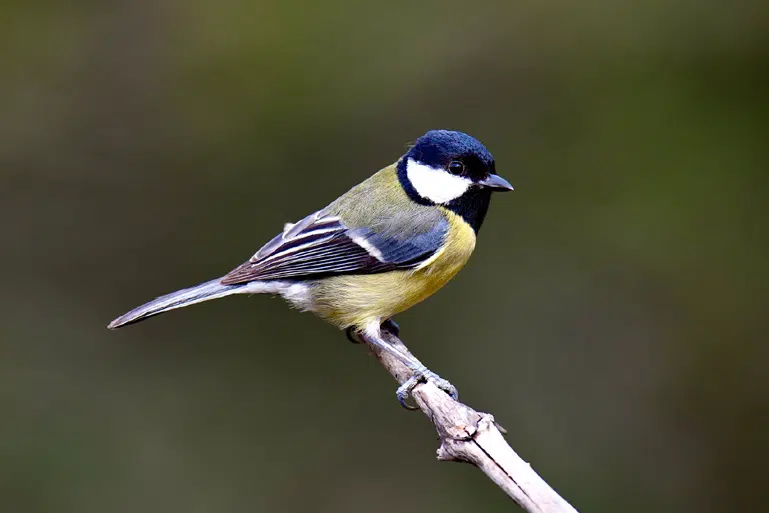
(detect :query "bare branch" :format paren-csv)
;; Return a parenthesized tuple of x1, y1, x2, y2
(366, 329, 579, 513)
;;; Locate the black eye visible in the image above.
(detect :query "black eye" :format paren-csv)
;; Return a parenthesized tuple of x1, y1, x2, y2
(448, 161, 464, 175)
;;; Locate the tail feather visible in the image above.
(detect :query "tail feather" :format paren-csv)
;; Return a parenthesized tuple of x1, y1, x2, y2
(108, 278, 248, 329)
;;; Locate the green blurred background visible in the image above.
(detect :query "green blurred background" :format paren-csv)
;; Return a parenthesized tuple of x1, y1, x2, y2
(2, 1, 768, 511)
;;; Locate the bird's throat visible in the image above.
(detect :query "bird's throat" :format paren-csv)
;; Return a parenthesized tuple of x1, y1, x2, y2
(443, 187, 491, 234)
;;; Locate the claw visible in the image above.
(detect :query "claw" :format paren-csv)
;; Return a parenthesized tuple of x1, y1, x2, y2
(396, 370, 458, 410)
(396, 376, 421, 410)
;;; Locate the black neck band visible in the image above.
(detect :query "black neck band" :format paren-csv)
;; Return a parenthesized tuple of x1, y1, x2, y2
(444, 187, 491, 233)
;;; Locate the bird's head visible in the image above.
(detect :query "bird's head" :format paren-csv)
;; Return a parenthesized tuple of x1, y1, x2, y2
(398, 130, 513, 205)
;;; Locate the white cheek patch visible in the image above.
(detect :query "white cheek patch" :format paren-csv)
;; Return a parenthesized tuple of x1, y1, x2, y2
(406, 158, 472, 204)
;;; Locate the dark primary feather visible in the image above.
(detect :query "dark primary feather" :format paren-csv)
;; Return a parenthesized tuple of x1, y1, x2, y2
(220, 210, 447, 284)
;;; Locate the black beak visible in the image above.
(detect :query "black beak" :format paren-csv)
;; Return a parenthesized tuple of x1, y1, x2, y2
(478, 174, 514, 191)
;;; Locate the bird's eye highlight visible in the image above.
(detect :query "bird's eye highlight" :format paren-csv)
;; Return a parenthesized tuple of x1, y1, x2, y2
(448, 161, 464, 175)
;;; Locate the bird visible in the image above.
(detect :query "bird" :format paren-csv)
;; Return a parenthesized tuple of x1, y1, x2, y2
(108, 129, 513, 407)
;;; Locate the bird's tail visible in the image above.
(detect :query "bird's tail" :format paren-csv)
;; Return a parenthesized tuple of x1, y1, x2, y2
(108, 278, 254, 329)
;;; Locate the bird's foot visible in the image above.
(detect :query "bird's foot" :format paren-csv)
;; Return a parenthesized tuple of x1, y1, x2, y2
(396, 369, 458, 410)
(380, 318, 400, 337)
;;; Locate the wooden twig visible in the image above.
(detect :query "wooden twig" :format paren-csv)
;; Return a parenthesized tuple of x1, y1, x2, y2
(366, 329, 579, 513)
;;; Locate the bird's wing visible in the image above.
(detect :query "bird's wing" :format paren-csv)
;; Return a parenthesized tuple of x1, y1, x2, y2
(220, 209, 447, 284)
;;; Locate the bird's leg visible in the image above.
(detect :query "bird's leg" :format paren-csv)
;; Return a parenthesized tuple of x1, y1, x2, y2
(380, 318, 400, 337)
(347, 318, 398, 343)
(345, 326, 361, 344)
(358, 322, 458, 409)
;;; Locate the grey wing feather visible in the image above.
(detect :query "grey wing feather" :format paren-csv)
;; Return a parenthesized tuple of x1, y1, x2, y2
(221, 210, 447, 284)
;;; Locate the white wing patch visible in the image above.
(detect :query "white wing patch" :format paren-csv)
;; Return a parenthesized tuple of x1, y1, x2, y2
(406, 158, 471, 204)
(348, 230, 385, 261)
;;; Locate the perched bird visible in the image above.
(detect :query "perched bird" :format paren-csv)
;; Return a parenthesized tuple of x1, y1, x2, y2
(109, 130, 513, 407)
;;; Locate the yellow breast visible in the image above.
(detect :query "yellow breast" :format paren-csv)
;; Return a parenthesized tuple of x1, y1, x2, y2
(311, 209, 476, 329)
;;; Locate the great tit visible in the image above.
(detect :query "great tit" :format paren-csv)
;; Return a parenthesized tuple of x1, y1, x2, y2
(109, 130, 513, 407)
